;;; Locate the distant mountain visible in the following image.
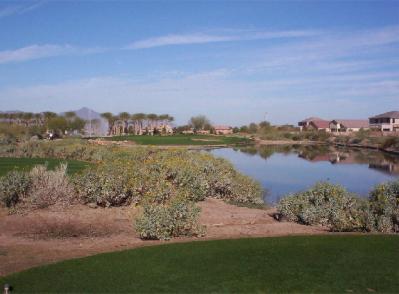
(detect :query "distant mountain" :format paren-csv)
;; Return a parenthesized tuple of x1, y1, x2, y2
(0, 110, 23, 114)
(69, 107, 103, 121)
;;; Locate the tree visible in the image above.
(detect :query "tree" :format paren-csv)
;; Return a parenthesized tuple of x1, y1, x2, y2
(101, 112, 116, 135)
(47, 117, 68, 136)
(69, 117, 86, 133)
(189, 115, 210, 130)
(248, 123, 258, 134)
(119, 112, 131, 134)
(64, 111, 77, 119)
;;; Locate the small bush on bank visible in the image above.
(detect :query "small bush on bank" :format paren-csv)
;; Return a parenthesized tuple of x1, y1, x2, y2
(135, 200, 204, 240)
(0, 164, 75, 209)
(278, 180, 399, 233)
(277, 182, 370, 232)
(368, 180, 399, 233)
(0, 171, 31, 207)
(28, 164, 75, 208)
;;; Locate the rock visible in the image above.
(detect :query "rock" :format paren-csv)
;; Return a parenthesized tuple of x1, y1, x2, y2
(88, 203, 98, 209)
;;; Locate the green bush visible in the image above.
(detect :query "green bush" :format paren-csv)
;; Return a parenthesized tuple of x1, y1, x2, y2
(277, 182, 369, 232)
(74, 148, 263, 207)
(0, 171, 31, 207)
(368, 180, 399, 233)
(135, 201, 204, 240)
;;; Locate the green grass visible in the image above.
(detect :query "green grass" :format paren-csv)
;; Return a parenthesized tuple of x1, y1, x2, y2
(1, 235, 398, 293)
(0, 157, 90, 176)
(104, 134, 250, 145)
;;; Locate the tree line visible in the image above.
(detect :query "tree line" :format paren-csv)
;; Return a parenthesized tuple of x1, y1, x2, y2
(100, 112, 174, 135)
(0, 111, 86, 138)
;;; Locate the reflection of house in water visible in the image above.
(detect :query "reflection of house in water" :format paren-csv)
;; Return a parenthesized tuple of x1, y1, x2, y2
(297, 147, 399, 175)
(369, 162, 399, 175)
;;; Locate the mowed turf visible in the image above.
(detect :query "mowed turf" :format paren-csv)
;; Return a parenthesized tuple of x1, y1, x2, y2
(105, 134, 250, 145)
(0, 157, 90, 176)
(1, 236, 398, 293)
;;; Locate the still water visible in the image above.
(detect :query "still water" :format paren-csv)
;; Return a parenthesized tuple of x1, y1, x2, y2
(209, 145, 399, 204)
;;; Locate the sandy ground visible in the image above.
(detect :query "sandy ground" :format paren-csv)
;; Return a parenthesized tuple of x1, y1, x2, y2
(0, 198, 327, 277)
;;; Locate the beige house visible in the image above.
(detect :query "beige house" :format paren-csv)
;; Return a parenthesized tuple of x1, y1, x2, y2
(182, 128, 195, 134)
(197, 129, 210, 135)
(369, 111, 399, 132)
(329, 119, 369, 133)
(298, 117, 330, 132)
(213, 125, 233, 135)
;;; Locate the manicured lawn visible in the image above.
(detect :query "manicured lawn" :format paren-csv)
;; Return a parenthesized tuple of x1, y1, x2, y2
(0, 157, 90, 176)
(105, 134, 251, 145)
(1, 235, 398, 293)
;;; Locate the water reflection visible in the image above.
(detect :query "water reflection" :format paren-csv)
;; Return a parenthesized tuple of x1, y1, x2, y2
(237, 145, 399, 176)
(209, 145, 399, 204)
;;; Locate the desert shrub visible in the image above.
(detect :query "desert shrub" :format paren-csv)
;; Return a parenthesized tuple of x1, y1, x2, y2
(0, 139, 110, 162)
(135, 200, 204, 240)
(368, 180, 399, 233)
(27, 164, 76, 208)
(74, 163, 137, 207)
(0, 171, 31, 207)
(75, 148, 263, 207)
(381, 137, 399, 150)
(277, 182, 369, 232)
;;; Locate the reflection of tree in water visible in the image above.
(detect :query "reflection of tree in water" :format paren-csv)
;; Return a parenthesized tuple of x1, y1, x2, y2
(239, 145, 293, 160)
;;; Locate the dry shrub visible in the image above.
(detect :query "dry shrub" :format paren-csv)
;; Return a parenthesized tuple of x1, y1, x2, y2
(27, 164, 76, 208)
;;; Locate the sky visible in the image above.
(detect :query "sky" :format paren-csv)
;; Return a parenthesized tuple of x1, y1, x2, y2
(0, 1, 398, 126)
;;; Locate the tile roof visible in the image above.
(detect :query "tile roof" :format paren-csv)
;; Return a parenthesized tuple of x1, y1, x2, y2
(213, 125, 232, 130)
(369, 111, 399, 119)
(300, 117, 326, 123)
(310, 120, 330, 129)
(332, 119, 369, 128)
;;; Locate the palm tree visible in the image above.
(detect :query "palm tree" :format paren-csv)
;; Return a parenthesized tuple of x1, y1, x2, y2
(34, 113, 42, 125)
(64, 111, 76, 120)
(131, 113, 146, 135)
(101, 112, 116, 136)
(119, 112, 130, 135)
(22, 112, 34, 127)
(147, 113, 158, 134)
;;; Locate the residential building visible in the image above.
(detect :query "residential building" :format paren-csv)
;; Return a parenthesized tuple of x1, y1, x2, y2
(182, 128, 195, 134)
(308, 120, 331, 132)
(197, 129, 210, 135)
(213, 125, 233, 135)
(298, 117, 330, 132)
(329, 119, 369, 133)
(369, 111, 399, 132)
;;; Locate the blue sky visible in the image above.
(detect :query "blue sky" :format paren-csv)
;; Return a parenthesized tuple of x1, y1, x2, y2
(0, 1, 398, 125)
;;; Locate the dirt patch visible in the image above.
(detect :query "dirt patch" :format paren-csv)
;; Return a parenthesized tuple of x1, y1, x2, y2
(0, 199, 327, 277)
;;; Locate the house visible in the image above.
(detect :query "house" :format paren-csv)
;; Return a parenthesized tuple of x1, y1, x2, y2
(213, 125, 233, 135)
(369, 111, 399, 132)
(329, 119, 369, 133)
(182, 128, 195, 134)
(196, 129, 210, 135)
(308, 120, 331, 132)
(298, 117, 330, 132)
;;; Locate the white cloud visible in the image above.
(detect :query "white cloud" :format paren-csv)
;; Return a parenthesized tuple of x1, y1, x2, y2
(126, 30, 319, 49)
(0, 1, 45, 19)
(0, 44, 105, 64)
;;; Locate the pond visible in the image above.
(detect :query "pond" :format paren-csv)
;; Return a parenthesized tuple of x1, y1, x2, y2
(208, 145, 399, 204)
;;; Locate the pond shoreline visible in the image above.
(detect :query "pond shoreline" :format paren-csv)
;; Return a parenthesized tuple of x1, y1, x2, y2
(255, 138, 399, 155)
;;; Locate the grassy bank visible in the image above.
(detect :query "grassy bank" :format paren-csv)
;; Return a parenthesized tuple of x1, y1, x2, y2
(103, 134, 251, 145)
(0, 157, 90, 176)
(1, 235, 398, 293)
